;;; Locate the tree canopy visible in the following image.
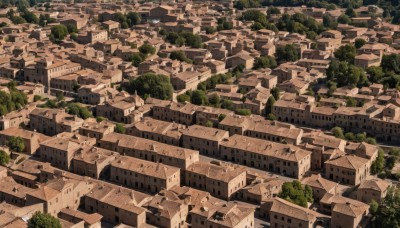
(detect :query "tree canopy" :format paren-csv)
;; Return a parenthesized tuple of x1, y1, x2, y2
(0, 150, 10, 166)
(334, 44, 357, 63)
(253, 56, 277, 69)
(28, 211, 62, 228)
(276, 44, 300, 63)
(7, 136, 25, 152)
(370, 187, 400, 228)
(278, 180, 313, 208)
(126, 73, 173, 100)
(50, 24, 68, 42)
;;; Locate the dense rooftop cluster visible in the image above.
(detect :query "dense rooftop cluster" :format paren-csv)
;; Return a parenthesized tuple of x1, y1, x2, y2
(0, 0, 399, 227)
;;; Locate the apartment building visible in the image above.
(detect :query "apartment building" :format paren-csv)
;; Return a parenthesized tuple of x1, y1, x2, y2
(71, 146, 119, 179)
(190, 201, 254, 228)
(143, 195, 189, 228)
(0, 106, 33, 130)
(78, 118, 115, 140)
(0, 127, 50, 154)
(29, 108, 84, 136)
(84, 183, 152, 227)
(152, 101, 196, 126)
(125, 117, 186, 146)
(0, 176, 34, 207)
(110, 156, 180, 193)
(238, 178, 284, 204)
(302, 174, 338, 201)
(325, 155, 371, 186)
(220, 135, 311, 179)
(185, 162, 246, 200)
(26, 177, 94, 216)
(99, 133, 199, 170)
(320, 193, 369, 228)
(264, 198, 329, 228)
(96, 94, 144, 123)
(219, 115, 303, 145)
(181, 125, 229, 157)
(39, 134, 96, 171)
(356, 178, 391, 204)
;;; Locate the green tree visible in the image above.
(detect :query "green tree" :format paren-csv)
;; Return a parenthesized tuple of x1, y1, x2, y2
(346, 98, 357, 107)
(327, 60, 367, 87)
(267, 6, 281, 15)
(253, 56, 277, 69)
(276, 44, 300, 63)
(337, 14, 351, 24)
(139, 43, 156, 57)
(7, 136, 25, 152)
(334, 44, 356, 63)
(345, 132, 356, 141)
(130, 53, 143, 67)
(66, 24, 78, 33)
(0, 150, 10, 166)
(331, 127, 345, 139)
(33, 95, 42, 102)
(66, 103, 92, 119)
(170, 51, 192, 63)
(381, 54, 400, 74)
(235, 109, 252, 116)
(96, 116, 107, 122)
(366, 66, 384, 83)
(266, 113, 277, 120)
(271, 87, 280, 100)
(177, 93, 191, 103)
(345, 8, 357, 17)
(208, 93, 221, 107)
(265, 96, 275, 115)
(21, 10, 39, 24)
(278, 180, 313, 208)
(205, 26, 216, 34)
(191, 90, 208, 105)
(371, 149, 385, 174)
(370, 187, 400, 228)
(126, 12, 141, 26)
(355, 38, 367, 49)
(205, 120, 213, 127)
(50, 24, 68, 41)
(250, 22, 264, 31)
(115, 123, 125, 134)
(127, 73, 173, 100)
(28, 211, 62, 228)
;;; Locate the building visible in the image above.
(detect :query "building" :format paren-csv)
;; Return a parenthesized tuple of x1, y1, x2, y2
(71, 146, 119, 179)
(39, 134, 96, 170)
(302, 174, 338, 201)
(79, 118, 115, 140)
(29, 108, 84, 136)
(185, 162, 246, 200)
(110, 156, 180, 193)
(190, 200, 254, 228)
(143, 195, 189, 228)
(26, 177, 94, 216)
(0, 128, 49, 154)
(325, 155, 370, 186)
(320, 193, 369, 228)
(84, 183, 151, 227)
(125, 117, 186, 146)
(220, 135, 311, 179)
(99, 132, 199, 170)
(181, 125, 229, 157)
(356, 178, 391, 204)
(263, 198, 329, 228)
(238, 178, 284, 204)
